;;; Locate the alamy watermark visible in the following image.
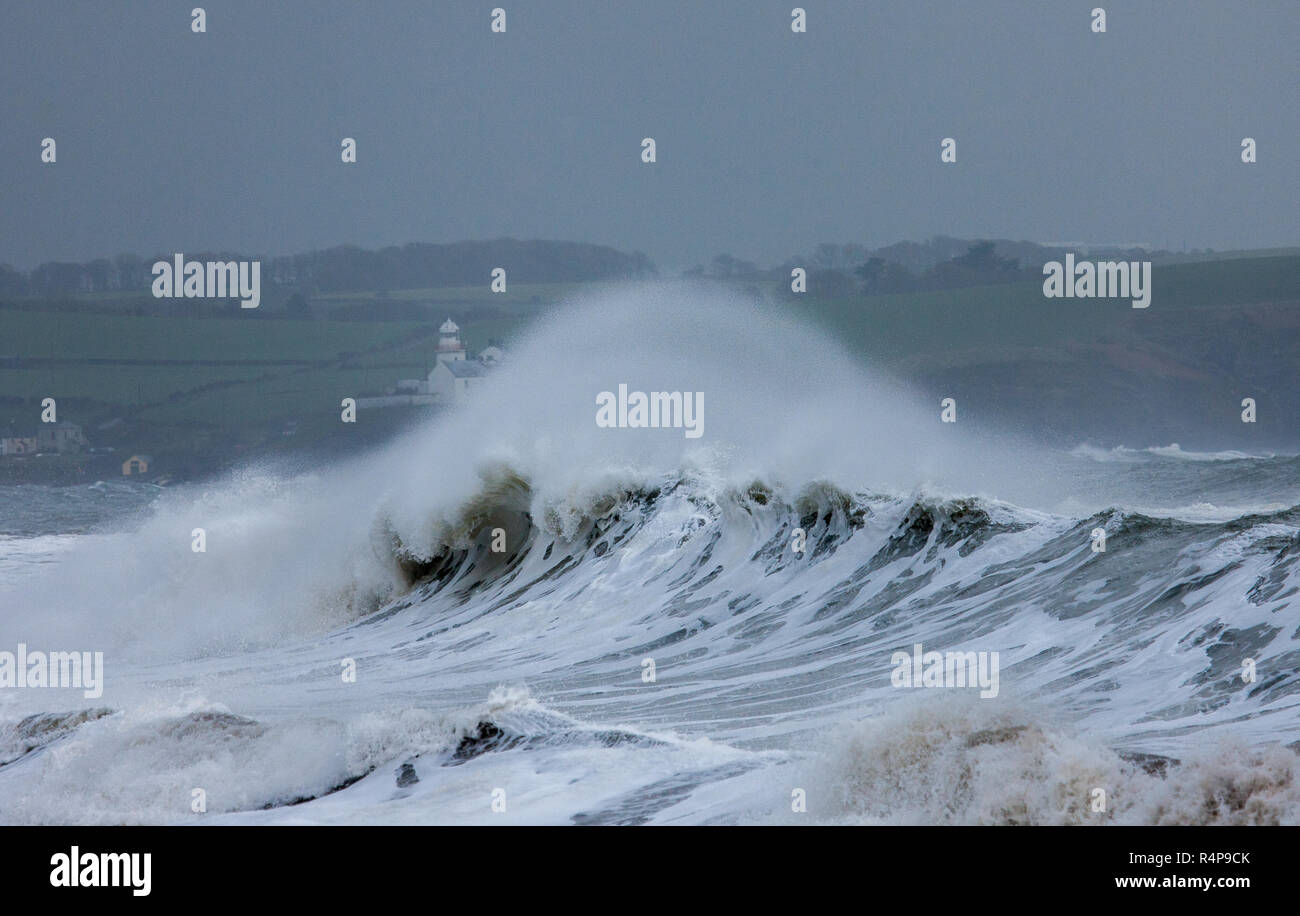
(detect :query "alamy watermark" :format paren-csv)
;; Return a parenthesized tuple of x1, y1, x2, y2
(151, 253, 261, 309)
(50, 847, 150, 896)
(595, 384, 704, 439)
(0, 643, 104, 698)
(891, 642, 999, 698)
(1043, 254, 1151, 309)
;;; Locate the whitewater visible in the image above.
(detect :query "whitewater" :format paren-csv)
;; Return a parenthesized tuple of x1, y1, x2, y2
(1, 285, 1298, 825)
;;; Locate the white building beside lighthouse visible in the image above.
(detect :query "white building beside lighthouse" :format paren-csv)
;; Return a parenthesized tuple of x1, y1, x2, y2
(428, 318, 488, 404)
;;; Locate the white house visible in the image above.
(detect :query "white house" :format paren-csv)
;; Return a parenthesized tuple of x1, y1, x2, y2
(432, 357, 488, 403)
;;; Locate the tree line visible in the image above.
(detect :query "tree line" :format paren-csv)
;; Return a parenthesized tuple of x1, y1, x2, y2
(688, 236, 1196, 297)
(0, 239, 658, 298)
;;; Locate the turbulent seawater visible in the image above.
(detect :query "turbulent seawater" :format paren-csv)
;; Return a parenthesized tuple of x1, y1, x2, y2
(1, 287, 1298, 825)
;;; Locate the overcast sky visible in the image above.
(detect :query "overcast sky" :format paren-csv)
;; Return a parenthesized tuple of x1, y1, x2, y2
(3, 1, 1298, 272)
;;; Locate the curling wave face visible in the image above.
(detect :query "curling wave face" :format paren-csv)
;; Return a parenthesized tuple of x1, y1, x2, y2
(1, 285, 1298, 824)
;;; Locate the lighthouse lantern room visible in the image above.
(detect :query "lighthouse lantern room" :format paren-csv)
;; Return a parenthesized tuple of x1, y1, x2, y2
(436, 318, 467, 365)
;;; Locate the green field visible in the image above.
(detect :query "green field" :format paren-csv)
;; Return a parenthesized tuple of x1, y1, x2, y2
(0, 364, 276, 405)
(0, 297, 546, 462)
(315, 281, 582, 307)
(3, 252, 1298, 479)
(0, 309, 425, 361)
(786, 254, 1300, 372)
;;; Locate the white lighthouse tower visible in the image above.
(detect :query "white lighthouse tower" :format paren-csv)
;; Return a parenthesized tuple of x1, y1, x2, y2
(435, 318, 466, 366)
(425, 317, 488, 403)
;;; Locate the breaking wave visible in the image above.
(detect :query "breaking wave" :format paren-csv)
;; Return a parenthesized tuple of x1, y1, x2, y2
(3, 284, 1298, 824)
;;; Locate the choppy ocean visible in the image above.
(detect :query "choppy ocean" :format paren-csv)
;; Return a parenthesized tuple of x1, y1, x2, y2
(2, 289, 1298, 825)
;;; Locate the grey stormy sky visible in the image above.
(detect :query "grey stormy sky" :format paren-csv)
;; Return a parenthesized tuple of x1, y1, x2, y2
(2, 0, 1298, 272)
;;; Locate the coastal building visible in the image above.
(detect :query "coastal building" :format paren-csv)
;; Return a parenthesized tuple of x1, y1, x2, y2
(359, 318, 496, 409)
(434, 317, 467, 366)
(36, 421, 87, 454)
(0, 422, 85, 456)
(122, 454, 152, 476)
(432, 357, 488, 403)
(427, 319, 490, 404)
(0, 434, 37, 456)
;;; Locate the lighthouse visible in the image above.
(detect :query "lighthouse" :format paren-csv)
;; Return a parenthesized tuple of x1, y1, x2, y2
(358, 316, 499, 409)
(435, 318, 466, 366)
(425, 317, 488, 404)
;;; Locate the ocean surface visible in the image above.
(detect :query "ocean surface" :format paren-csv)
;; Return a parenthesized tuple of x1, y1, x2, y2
(2, 288, 1298, 825)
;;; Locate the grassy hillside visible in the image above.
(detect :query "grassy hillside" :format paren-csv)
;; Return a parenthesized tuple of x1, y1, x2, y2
(786, 254, 1300, 447)
(2, 251, 1297, 481)
(785, 254, 1300, 362)
(0, 289, 553, 481)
